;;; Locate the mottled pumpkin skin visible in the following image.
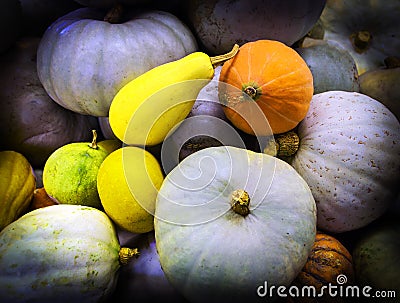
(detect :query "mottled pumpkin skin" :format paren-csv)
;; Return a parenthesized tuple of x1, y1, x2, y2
(290, 91, 400, 233)
(0, 37, 98, 168)
(0, 205, 121, 303)
(359, 67, 400, 121)
(296, 39, 360, 94)
(155, 146, 317, 303)
(219, 40, 314, 135)
(290, 232, 354, 303)
(352, 218, 400, 295)
(37, 8, 198, 116)
(0, 151, 36, 231)
(184, 0, 327, 55)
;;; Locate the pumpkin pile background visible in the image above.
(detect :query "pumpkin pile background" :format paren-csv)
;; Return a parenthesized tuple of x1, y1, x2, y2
(1, 0, 399, 302)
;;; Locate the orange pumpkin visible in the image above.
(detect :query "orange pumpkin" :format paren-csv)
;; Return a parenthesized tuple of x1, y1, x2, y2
(219, 40, 313, 135)
(290, 231, 354, 303)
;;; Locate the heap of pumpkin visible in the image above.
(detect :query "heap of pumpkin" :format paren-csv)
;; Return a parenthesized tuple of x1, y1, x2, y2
(0, 0, 399, 302)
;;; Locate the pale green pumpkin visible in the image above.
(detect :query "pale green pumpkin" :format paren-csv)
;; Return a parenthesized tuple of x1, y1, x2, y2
(154, 146, 317, 302)
(0, 204, 139, 303)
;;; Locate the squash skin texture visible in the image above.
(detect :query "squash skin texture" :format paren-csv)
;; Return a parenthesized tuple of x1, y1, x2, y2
(109, 51, 214, 146)
(0, 37, 99, 168)
(296, 39, 360, 94)
(0, 204, 121, 303)
(290, 91, 400, 233)
(0, 151, 36, 231)
(219, 40, 314, 135)
(320, 0, 400, 75)
(359, 67, 400, 121)
(97, 147, 164, 233)
(185, 0, 327, 55)
(43, 141, 111, 209)
(154, 146, 317, 302)
(352, 218, 400, 295)
(36, 8, 198, 116)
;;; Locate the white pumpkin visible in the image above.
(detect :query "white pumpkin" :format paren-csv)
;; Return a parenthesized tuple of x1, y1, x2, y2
(154, 146, 317, 302)
(289, 91, 400, 233)
(36, 7, 197, 116)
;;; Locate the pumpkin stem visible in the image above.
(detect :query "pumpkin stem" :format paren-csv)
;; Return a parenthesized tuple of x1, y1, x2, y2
(89, 130, 98, 149)
(274, 131, 300, 158)
(350, 31, 372, 53)
(119, 247, 140, 265)
(104, 3, 124, 23)
(210, 44, 240, 67)
(230, 189, 250, 216)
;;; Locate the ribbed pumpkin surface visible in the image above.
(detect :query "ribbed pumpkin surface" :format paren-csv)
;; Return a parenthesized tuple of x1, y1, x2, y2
(0, 150, 35, 230)
(290, 231, 354, 302)
(219, 40, 313, 135)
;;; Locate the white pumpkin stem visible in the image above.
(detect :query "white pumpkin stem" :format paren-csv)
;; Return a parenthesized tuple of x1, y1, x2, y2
(231, 189, 250, 216)
(119, 247, 140, 265)
(210, 44, 240, 67)
(89, 129, 98, 149)
(274, 131, 300, 158)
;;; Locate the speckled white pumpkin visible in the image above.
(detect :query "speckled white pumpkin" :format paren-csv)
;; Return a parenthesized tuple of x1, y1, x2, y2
(0, 205, 121, 303)
(290, 91, 400, 233)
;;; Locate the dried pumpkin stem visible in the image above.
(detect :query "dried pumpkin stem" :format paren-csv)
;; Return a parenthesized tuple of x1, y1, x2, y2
(119, 247, 140, 265)
(210, 44, 240, 67)
(231, 189, 250, 216)
(275, 131, 300, 158)
(351, 30, 372, 53)
(89, 129, 98, 149)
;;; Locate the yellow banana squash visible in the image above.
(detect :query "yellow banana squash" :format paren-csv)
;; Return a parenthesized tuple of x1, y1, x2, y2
(109, 45, 239, 146)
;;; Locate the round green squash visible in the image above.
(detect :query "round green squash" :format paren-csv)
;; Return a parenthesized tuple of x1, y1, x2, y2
(0, 151, 36, 231)
(319, 0, 400, 75)
(296, 39, 360, 94)
(0, 37, 98, 168)
(286, 91, 400, 233)
(36, 7, 198, 116)
(154, 146, 317, 302)
(0, 204, 139, 303)
(43, 130, 116, 209)
(352, 217, 400, 296)
(184, 0, 327, 55)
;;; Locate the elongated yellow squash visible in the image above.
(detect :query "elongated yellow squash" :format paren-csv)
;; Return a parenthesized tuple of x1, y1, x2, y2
(109, 45, 239, 146)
